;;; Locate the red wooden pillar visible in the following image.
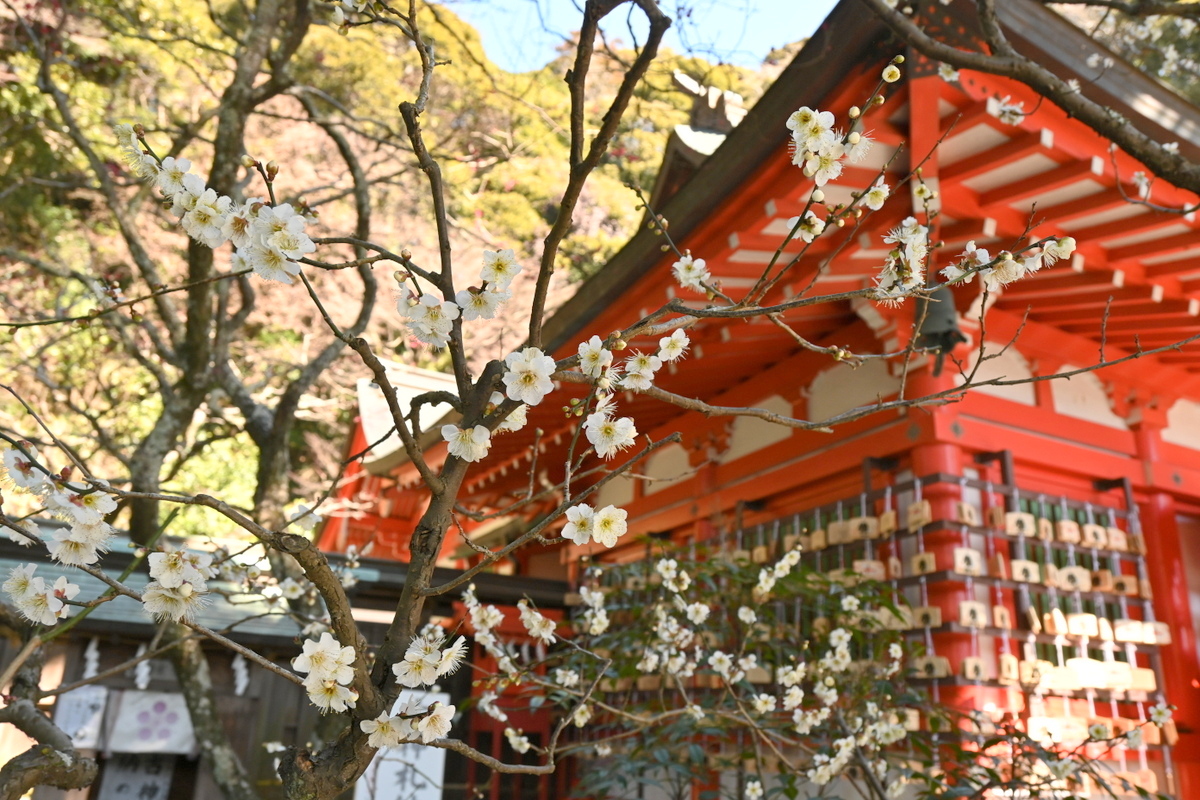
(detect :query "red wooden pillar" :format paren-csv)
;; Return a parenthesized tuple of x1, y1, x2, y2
(908, 367, 982, 721)
(1131, 413, 1200, 796)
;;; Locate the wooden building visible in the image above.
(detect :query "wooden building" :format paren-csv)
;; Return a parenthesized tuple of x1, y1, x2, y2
(324, 0, 1200, 796)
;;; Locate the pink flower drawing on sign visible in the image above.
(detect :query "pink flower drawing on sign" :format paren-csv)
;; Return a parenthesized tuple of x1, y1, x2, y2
(136, 700, 180, 742)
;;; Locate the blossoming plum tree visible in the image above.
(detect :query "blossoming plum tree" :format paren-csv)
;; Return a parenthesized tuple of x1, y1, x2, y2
(0, 1, 1191, 799)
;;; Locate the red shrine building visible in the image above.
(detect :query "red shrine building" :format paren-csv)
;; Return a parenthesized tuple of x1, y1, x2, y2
(321, 0, 1200, 795)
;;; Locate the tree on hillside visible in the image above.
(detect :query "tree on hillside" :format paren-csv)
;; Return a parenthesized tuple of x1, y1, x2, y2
(0, 1, 1192, 799)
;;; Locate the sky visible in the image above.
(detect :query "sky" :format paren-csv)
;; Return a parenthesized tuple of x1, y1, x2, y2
(448, 0, 841, 73)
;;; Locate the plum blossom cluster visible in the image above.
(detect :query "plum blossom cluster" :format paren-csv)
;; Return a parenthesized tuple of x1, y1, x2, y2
(360, 700, 456, 747)
(392, 624, 468, 688)
(400, 247, 522, 348)
(560, 502, 629, 549)
(575, 328, 688, 464)
(554, 542, 915, 792)
(462, 584, 519, 676)
(576, 585, 610, 636)
(2, 444, 118, 567)
(115, 125, 317, 285)
(3, 564, 79, 626)
(143, 546, 214, 622)
(787, 102, 873, 188)
(439, 340, 548, 465)
(940, 236, 1076, 291)
(517, 598, 557, 645)
(876, 216, 929, 301)
(292, 631, 358, 713)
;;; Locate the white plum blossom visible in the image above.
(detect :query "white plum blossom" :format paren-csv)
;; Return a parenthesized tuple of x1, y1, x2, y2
(360, 713, 405, 748)
(402, 293, 460, 348)
(142, 581, 206, 622)
(752, 694, 777, 715)
(981, 252, 1025, 291)
(53, 487, 118, 527)
(657, 329, 689, 362)
(183, 189, 232, 248)
(672, 254, 710, 293)
(244, 242, 302, 285)
(305, 678, 359, 713)
(417, 703, 455, 743)
(488, 392, 528, 434)
(518, 599, 557, 644)
(442, 424, 491, 463)
(2, 444, 46, 490)
(1151, 703, 1173, 725)
(787, 210, 826, 243)
(619, 351, 661, 391)
(5, 519, 42, 547)
(47, 523, 111, 567)
(456, 287, 506, 320)
(787, 107, 836, 154)
(584, 411, 637, 459)
(293, 632, 356, 685)
(938, 62, 960, 82)
(863, 180, 890, 211)
(505, 727, 532, 754)
(578, 335, 613, 378)
(591, 506, 628, 548)
(480, 249, 522, 290)
(803, 140, 845, 186)
(1043, 236, 1076, 264)
(991, 96, 1025, 126)
(685, 602, 710, 625)
(941, 240, 991, 284)
(148, 548, 212, 590)
(156, 157, 193, 196)
(13, 575, 79, 626)
(560, 504, 595, 546)
(845, 131, 873, 163)
(503, 347, 556, 406)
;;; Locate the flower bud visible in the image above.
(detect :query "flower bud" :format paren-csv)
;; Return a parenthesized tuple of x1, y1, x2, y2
(400, 247, 412, 260)
(882, 65, 901, 83)
(241, 154, 258, 168)
(265, 160, 279, 180)
(811, 189, 825, 203)
(849, 106, 861, 118)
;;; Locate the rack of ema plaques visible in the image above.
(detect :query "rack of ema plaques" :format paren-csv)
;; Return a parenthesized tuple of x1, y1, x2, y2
(740, 453, 1178, 799)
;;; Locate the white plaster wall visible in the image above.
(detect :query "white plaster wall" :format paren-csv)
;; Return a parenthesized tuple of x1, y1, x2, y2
(807, 358, 902, 423)
(642, 443, 693, 495)
(955, 342, 1036, 406)
(593, 473, 635, 508)
(721, 394, 793, 463)
(1049, 366, 1128, 429)
(1163, 398, 1200, 449)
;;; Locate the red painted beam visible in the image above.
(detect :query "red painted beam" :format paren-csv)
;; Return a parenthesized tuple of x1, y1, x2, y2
(998, 269, 1121, 299)
(979, 158, 1104, 211)
(1109, 228, 1200, 264)
(940, 129, 1056, 184)
(1068, 209, 1186, 245)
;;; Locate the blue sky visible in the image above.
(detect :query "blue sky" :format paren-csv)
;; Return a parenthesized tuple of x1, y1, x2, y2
(448, 1, 841, 72)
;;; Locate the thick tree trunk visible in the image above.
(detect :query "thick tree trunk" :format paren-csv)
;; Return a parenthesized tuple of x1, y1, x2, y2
(165, 626, 259, 800)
